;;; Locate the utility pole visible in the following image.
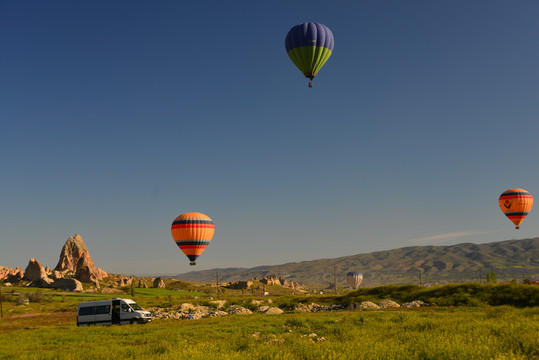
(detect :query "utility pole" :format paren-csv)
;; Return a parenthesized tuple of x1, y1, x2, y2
(479, 270, 482, 284)
(216, 271, 219, 298)
(419, 269, 423, 286)
(334, 267, 338, 295)
(0, 283, 3, 319)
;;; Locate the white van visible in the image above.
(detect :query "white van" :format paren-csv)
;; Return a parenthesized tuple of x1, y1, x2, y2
(77, 298, 152, 326)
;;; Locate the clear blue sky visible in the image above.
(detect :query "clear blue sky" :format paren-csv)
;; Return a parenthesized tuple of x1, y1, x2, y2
(1, 1, 538, 275)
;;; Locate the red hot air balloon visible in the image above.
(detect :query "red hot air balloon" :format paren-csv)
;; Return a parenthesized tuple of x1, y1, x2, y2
(171, 212, 214, 265)
(499, 188, 533, 229)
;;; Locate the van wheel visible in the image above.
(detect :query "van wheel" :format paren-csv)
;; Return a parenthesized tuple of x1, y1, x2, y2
(131, 319, 139, 325)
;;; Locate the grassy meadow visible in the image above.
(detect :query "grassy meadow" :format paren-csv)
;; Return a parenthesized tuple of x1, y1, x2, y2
(1, 284, 538, 359)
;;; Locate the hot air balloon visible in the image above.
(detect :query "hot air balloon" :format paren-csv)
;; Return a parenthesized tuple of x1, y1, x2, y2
(499, 188, 533, 229)
(346, 271, 363, 289)
(171, 212, 214, 265)
(285, 22, 334, 87)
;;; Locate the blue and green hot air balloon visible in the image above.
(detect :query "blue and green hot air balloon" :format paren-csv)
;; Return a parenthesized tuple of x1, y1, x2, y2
(285, 22, 334, 87)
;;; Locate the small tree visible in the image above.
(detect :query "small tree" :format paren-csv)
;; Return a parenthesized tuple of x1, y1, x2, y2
(486, 273, 491, 283)
(491, 271, 497, 284)
(130, 282, 136, 298)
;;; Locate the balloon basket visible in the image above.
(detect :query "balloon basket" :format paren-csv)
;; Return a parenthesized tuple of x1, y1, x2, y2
(515, 226, 520, 229)
(190, 262, 197, 266)
(308, 81, 313, 88)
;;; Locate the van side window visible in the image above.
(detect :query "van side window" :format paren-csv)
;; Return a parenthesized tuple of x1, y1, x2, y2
(79, 307, 92, 316)
(97, 305, 110, 314)
(79, 305, 112, 315)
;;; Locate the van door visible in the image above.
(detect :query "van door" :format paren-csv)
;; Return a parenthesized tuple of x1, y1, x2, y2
(121, 301, 134, 323)
(112, 300, 121, 325)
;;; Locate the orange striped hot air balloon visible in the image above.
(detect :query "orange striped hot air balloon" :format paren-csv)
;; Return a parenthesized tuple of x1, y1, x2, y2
(171, 212, 214, 265)
(499, 188, 533, 229)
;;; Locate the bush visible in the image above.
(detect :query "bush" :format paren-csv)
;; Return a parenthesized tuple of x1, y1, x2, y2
(16, 293, 29, 305)
(28, 291, 45, 303)
(339, 283, 539, 307)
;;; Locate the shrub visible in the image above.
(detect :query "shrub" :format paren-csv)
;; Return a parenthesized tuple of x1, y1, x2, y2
(28, 291, 45, 303)
(16, 293, 29, 305)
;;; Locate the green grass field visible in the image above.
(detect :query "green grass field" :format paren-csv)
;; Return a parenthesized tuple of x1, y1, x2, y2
(1, 284, 538, 359)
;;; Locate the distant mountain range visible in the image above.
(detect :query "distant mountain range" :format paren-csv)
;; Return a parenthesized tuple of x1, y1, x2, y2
(174, 238, 539, 287)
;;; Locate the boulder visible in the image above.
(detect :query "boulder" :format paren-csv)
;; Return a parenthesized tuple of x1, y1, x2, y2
(207, 310, 228, 317)
(177, 303, 196, 312)
(228, 305, 252, 315)
(378, 300, 400, 309)
(401, 300, 429, 308)
(264, 307, 284, 314)
(294, 303, 319, 312)
(359, 301, 380, 309)
(51, 278, 83, 292)
(137, 280, 148, 288)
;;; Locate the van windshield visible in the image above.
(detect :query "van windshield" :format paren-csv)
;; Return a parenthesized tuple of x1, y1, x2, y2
(128, 303, 143, 310)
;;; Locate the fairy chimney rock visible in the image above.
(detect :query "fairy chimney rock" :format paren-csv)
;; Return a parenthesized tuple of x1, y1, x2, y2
(55, 234, 108, 282)
(54, 234, 88, 272)
(24, 258, 50, 282)
(74, 252, 105, 284)
(153, 277, 166, 288)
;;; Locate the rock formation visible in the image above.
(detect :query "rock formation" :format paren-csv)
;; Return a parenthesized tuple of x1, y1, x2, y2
(50, 278, 83, 292)
(153, 277, 165, 288)
(24, 258, 52, 283)
(225, 280, 253, 289)
(0, 266, 24, 283)
(261, 275, 289, 287)
(54, 234, 107, 283)
(224, 275, 304, 291)
(260, 275, 304, 290)
(1, 233, 106, 291)
(117, 276, 133, 287)
(74, 252, 104, 285)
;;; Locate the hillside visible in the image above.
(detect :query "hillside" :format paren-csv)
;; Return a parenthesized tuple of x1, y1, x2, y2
(174, 238, 539, 287)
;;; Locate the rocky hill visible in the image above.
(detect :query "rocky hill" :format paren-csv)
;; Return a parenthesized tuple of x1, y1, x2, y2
(174, 238, 539, 287)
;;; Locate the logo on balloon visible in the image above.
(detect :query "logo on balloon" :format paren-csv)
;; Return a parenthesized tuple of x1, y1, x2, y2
(504, 200, 512, 209)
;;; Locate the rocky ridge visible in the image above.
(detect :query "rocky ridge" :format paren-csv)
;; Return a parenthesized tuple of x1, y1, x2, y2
(1, 234, 106, 291)
(225, 274, 304, 291)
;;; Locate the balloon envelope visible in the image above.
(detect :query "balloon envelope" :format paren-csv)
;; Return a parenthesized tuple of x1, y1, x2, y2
(346, 271, 363, 289)
(285, 22, 334, 86)
(499, 188, 533, 229)
(171, 212, 214, 265)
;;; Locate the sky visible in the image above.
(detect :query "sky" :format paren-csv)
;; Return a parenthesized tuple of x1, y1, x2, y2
(1, 1, 538, 276)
